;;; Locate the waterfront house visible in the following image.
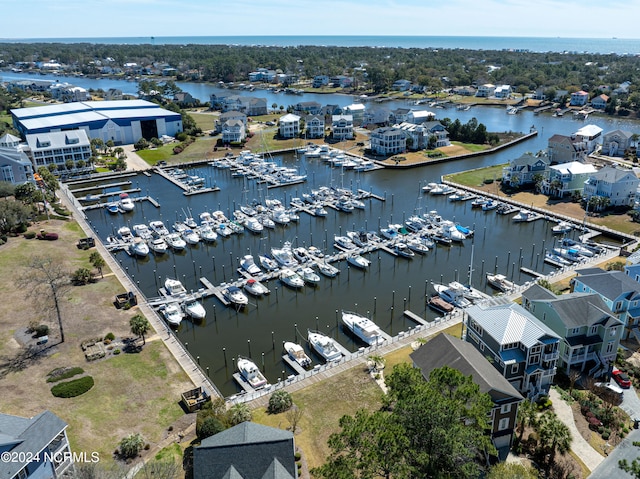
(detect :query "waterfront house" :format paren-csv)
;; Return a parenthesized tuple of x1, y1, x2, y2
(174, 92, 197, 107)
(613, 81, 632, 95)
(591, 94, 609, 110)
(411, 333, 523, 461)
(7, 79, 54, 93)
(305, 115, 325, 139)
(601, 129, 634, 157)
(406, 110, 435, 124)
(0, 410, 74, 478)
(422, 121, 451, 148)
(215, 111, 247, 133)
(465, 303, 561, 400)
(547, 134, 588, 164)
(541, 161, 597, 198)
(521, 284, 622, 377)
(194, 422, 296, 479)
(221, 120, 246, 144)
(278, 113, 301, 139)
(395, 122, 428, 150)
(390, 108, 411, 124)
(0, 134, 35, 185)
(363, 109, 391, 126)
(342, 103, 365, 124)
(575, 124, 603, 154)
(330, 75, 353, 88)
(494, 85, 512, 99)
(331, 115, 354, 141)
(370, 127, 406, 156)
(453, 86, 477, 96)
(26, 130, 92, 172)
(583, 165, 639, 208)
(501, 151, 550, 187)
(571, 267, 640, 341)
(50, 83, 90, 103)
(392, 79, 412, 91)
(312, 75, 329, 88)
(105, 88, 123, 101)
(294, 101, 322, 115)
(570, 90, 589, 106)
(243, 97, 268, 116)
(476, 84, 496, 97)
(216, 95, 243, 112)
(248, 68, 277, 83)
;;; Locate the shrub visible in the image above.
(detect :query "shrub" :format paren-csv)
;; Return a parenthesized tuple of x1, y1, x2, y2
(602, 431, 610, 440)
(104, 332, 115, 341)
(119, 433, 144, 459)
(175, 132, 188, 142)
(589, 417, 603, 430)
(197, 416, 225, 440)
(51, 376, 94, 398)
(34, 324, 49, 338)
(103, 339, 111, 345)
(46, 367, 84, 383)
(294, 452, 301, 461)
(172, 146, 184, 155)
(624, 427, 630, 434)
(268, 390, 293, 414)
(113, 349, 121, 355)
(24, 231, 36, 239)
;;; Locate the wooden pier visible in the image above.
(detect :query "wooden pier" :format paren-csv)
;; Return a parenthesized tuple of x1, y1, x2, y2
(282, 355, 308, 375)
(403, 310, 430, 327)
(74, 181, 132, 194)
(78, 188, 141, 203)
(520, 267, 544, 278)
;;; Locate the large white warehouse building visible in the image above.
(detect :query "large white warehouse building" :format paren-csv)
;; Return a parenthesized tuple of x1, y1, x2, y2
(11, 100, 183, 145)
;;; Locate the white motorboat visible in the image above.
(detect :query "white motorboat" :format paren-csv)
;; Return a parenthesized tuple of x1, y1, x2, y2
(271, 208, 291, 225)
(258, 215, 276, 229)
(181, 228, 200, 245)
(513, 209, 535, 222)
(284, 342, 312, 368)
(280, 269, 304, 288)
(545, 251, 572, 266)
(117, 226, 134, 242)
(471, 197, 488, 208)
(161, 302, 183, 326)
(118, 193, 135, 212)
(433, 283, 472, 308)
(240, 255, 261, 275)
(347, 254, 371, 269)
(422, 182, 438, 193)
(393, 242, 415, 258)
(307, 246, 325, 259)
(165, 233, 186, 251)
(552, 247, 583, 263)
(271, 242, 298, 268)
(560, 238, 595, 257)
(148, 237, 168, 254)
(243, 278, 270, 296)
(237, 356, 269, 389)
(406, 237, 430, 254)
(336, 197, 354, 212)
(127, 237, 149, 258)
(486, 273, 515, 292)
(216, 223, 233, 238)
(182, 297, 206, 320)
(341, 311, 386, 346)
(293, 247, 311, 263)
(199, 211, 214, 225)
(259, 255, 279, 271)
(447, 281, 486, 303)
(430, 184, 455, 195)
(317, 262, 340, 278)
(334, 235, 356, 250)
(244, 217, 264, 234)
(312, 203, 328, 217)
(308, 330, 342, 362)
(482, 200, 499, 211)
(440, 221, 466, 242)
(299, 266, 321, 285)
(346, 231, 368, 248)
(163, 277, 187, 297)
(380, 224, 400, 241)
(198, 225, 218, 242)
(149, 220, 170, 237)
(552, 221, 573, 234)
(132, 223, 152, 240)
(223, 285, 249, 307)
(172, 221, 187, 233)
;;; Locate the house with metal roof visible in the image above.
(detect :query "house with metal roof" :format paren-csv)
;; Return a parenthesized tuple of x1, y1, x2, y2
(331, 115, 354, 141)
(465, 303, 560, 400)
(305, 115, 325, 139)
(370, 127, 406, 156)
(0, 135, 35, 184)
(25, 130, 92, 172)
(521, 284, 622, 377)
(193, 422, 296, 479)
(278, 113, 300, 139)
(583, 165, 639, 208)
(574, 124, 603, 154)
(541, 161, 597, 198)
(411, 333, 523, 461)
(0, 410, 73, 478)
(502, 151, 550, 187)
(406, 109, 435, 125)
(11, 100, 182, 145)
(602, 129, 634, 157)
(571, 267, 640, 341)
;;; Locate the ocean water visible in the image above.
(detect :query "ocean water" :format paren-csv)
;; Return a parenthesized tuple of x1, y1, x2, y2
(1, 35, 639, 55)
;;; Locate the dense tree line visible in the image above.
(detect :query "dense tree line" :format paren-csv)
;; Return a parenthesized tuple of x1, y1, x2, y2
(440, 117, 498, 145)
(2, 42, 640, 106)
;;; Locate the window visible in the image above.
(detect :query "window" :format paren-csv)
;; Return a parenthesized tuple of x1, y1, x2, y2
(511, 364, 519, 374)
(590, 326, 598, 335)
(500, 403, 512, 414)
(17, 467, 28, 479)
(480, 343, 485, 352)
(606, 342, 615, 354)
(611, 328, 618, 337)
(498, 418, 510, 431)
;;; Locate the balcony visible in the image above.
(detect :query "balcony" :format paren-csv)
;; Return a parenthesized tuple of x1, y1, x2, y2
(542, 351, 559, 362)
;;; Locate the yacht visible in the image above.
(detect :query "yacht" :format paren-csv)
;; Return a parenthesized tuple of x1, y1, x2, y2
(447, 281, 486, 303)
(560, 238, 595, 257)
(433, 283, 472, 308)
(406, 237, 430, 254)
(118, 193, 135, 212)
(181, 228, 200, 245)
(258, 215, 276, 229)
(280, 269, 305, 289)
(552, 221, 573, 234)
(259, 255, 279, 271)
(440, 221, 466, 242)
(307, 330, 342, 362)
(393, 242, 415, 258)
(317, 262, 340, 278)
(223, 285, 249, 307)
(198, 224, 218, 242)
(161, 302, 183, 327)
(299, 266, 321, 285)
(165, 233, 186, 251)
(427, 295, 455, 314)
(240, 255, 262, 275)
(163, 277, 187, 297)
(132, 223, 152, 240)
(149, 220, 170, 237)
(284, 342, 312, 368)
(271, 208, 291, 225)
(346, 231, 369, 248)
(127, 238, 149, 258)
(271, 242, 298, 268)
(307, 246, 325, 259)
(292, 247, 312, 263)
(148, 237, 168, 255)
(117, 226, 134, 243)
(244, 217, 264, 234)
(341, 311, 385, 346)
(237, 357, 269, 389)
(482, 200, 499, 211)
(486, 273, 515, 292)
(182, 298, 206, 320)
(311, 203, 328, 217)
(513, 209, 535, 222)
(216, 223, 233, 238)
(243, 278, 270, 296)
(347, 254, 371, 269)
(471, 197, 488, 208)
(334, 235, 357, 250)
(544, 251, 572, 266)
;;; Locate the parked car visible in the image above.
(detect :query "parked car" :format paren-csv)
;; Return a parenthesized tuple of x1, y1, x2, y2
(612, 367, 632, 389)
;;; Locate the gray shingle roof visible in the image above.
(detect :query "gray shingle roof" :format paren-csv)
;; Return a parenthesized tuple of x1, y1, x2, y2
(590, 165, 638, 183)
(410, 333, 523, 403)
(546, 294, 620, 329)
(575, 269, 640, 301)
(466, 303, 560, 347)
(522, 284, 556, 301)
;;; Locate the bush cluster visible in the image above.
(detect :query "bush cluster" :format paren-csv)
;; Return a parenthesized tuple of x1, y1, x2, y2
(50, 376, 94, 398)
(104, 332, 115, 341)
(46, 367, 84, 383)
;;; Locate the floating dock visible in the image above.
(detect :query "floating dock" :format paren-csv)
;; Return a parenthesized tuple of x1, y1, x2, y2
(403, 310, 430, 327)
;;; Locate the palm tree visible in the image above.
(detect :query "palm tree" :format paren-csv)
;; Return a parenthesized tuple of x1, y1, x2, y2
(516, 399, 538, 443)
(89, 251, 106, 278)
(538, 411, 572, 468)
(130, 314, 151, 345)
(367, 355, 386, 372)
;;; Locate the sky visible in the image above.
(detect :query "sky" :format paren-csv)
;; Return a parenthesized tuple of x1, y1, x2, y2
(1, 0, 636, 40)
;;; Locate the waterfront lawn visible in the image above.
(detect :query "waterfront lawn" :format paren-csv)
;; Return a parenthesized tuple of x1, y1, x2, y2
(189, 112, 217, 132)
(137, 144, 175, 163)
(450, 141, 491, 153)
(445, 164, 507, 187)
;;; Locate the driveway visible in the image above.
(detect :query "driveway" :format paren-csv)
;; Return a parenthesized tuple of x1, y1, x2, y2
(588, 428, 640, 479)
(619, 383, 640, 420)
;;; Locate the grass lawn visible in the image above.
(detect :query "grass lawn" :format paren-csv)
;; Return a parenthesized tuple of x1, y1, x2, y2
(450, 141, 491, 153)
(445, 164, 507, 187)
(137, 144, 176, 163)
(189, 112, 217, 132)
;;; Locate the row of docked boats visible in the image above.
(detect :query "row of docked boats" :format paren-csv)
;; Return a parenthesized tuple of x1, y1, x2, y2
(209, 150, 307, 186)
(157, 277, 207, 327)
(105, 192, 136, 215)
